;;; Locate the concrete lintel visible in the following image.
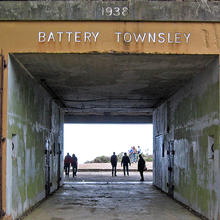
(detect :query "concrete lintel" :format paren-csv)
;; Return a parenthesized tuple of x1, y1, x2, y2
(0, 1, 220, 22)
(64, 115, 152, 123)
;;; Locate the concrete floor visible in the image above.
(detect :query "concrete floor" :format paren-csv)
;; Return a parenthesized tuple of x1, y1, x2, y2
(22, 172, 201, 220)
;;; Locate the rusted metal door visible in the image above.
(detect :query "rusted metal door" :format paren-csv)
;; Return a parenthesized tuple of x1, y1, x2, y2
(0, 54, 5, 217)
(45, 140, 51, 196)
(167, 141, 175, 197)
(154, 135, 163, 188)
(57, 143, 61, 188)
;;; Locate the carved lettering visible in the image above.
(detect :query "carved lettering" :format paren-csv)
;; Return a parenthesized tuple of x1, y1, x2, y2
(38, 31, 191, 45)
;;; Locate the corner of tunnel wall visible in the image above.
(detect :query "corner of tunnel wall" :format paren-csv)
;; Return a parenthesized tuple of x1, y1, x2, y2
(2, 52, 9, 218)
(4, 54, 64, 220)
(153, 56, 220, 220)
(217, 54, 220, 220)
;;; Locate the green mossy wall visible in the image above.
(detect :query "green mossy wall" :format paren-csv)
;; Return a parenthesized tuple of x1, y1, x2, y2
(6, 55, 64, 219)
(153, 57, 220, 220)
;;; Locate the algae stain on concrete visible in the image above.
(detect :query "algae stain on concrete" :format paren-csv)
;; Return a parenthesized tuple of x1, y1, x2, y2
(7, 55, 64, 219)
(153, 58, 220, 219)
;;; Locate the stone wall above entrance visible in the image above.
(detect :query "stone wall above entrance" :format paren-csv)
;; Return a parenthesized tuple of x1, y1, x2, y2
(0, 1, 220, 22)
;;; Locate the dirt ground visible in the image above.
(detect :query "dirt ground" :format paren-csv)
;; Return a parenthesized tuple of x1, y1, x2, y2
(64, 171, 153, 182)
(78, 162, 152, 171)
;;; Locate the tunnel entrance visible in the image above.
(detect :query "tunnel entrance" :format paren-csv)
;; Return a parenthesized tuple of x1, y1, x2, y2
(6, 53, 219, 220)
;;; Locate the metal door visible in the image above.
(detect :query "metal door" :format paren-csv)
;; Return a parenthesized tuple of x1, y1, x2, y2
(45, 140, 51, 196)
(57, 143, 61, 188)
(167, 141, 175, 197)
(154, 135, 163, 188)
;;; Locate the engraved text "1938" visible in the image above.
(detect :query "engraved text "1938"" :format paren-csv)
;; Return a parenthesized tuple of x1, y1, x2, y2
(101, 7, 129, 17)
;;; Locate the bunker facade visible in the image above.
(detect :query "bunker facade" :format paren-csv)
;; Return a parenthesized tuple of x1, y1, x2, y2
(0, 1, 220, 220)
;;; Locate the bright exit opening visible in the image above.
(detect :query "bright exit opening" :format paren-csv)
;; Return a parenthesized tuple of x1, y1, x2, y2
(64, 123, 153, 164)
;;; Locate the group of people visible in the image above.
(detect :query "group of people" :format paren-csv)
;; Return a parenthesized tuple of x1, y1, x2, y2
(128, 146, 141, 163)
(111, 151, 146, 181)
(64, 148, 147, 181)
(64, 153, 78, 177)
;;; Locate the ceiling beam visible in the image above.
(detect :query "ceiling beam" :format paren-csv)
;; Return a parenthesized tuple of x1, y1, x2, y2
(64, 115, 152, 124)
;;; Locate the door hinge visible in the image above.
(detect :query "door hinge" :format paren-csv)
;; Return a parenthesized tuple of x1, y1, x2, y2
(3, 59, 7, 69)
(1, 137, 5, 143)
(167, 183, 175, 190)
(168, 167, 173, 172)
(0, 209, 6, 217)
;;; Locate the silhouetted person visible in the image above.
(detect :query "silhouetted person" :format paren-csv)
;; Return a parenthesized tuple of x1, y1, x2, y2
(64, 153, 72, 176)
(71, 154, 78, 177)
(111, 152, 118, 176)
(138, 154, 146, 181)
(121, 153, 131, 176)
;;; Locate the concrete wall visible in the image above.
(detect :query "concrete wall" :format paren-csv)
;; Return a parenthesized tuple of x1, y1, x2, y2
(0, 1, 220, 22)
(6, 55, 64, 219)
(153, 57, 220, 220)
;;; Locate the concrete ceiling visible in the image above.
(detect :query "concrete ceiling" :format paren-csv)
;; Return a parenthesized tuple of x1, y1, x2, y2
(13, 53, 216, 123)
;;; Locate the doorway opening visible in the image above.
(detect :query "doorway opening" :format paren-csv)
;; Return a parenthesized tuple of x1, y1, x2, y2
(64, 123, 153, 182)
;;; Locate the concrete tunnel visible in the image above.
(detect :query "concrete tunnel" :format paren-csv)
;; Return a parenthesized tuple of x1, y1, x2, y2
(5, 52, 220, 219)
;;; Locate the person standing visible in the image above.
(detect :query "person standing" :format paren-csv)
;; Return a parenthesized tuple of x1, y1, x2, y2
(71, 154, 78, 177)
(64, 153, 72, 176)
(129, 147, 134, 163)
(138, 154, 146, 181)
(133, 146, 137, 163)
(121, 153, 131, 176)
(110, 152, 118, 177)
(137, 146, 142, 162)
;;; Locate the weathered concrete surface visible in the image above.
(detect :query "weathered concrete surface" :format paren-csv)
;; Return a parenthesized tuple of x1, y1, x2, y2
(6, 55, 64, 219)
(13, 54, 216, 123)
(153, 56, 220, 219)
(2, 22, 220, 54)
(22, 172, 201, 220)
(0, 1, 220, 22)
(64, 115, 152, 124)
